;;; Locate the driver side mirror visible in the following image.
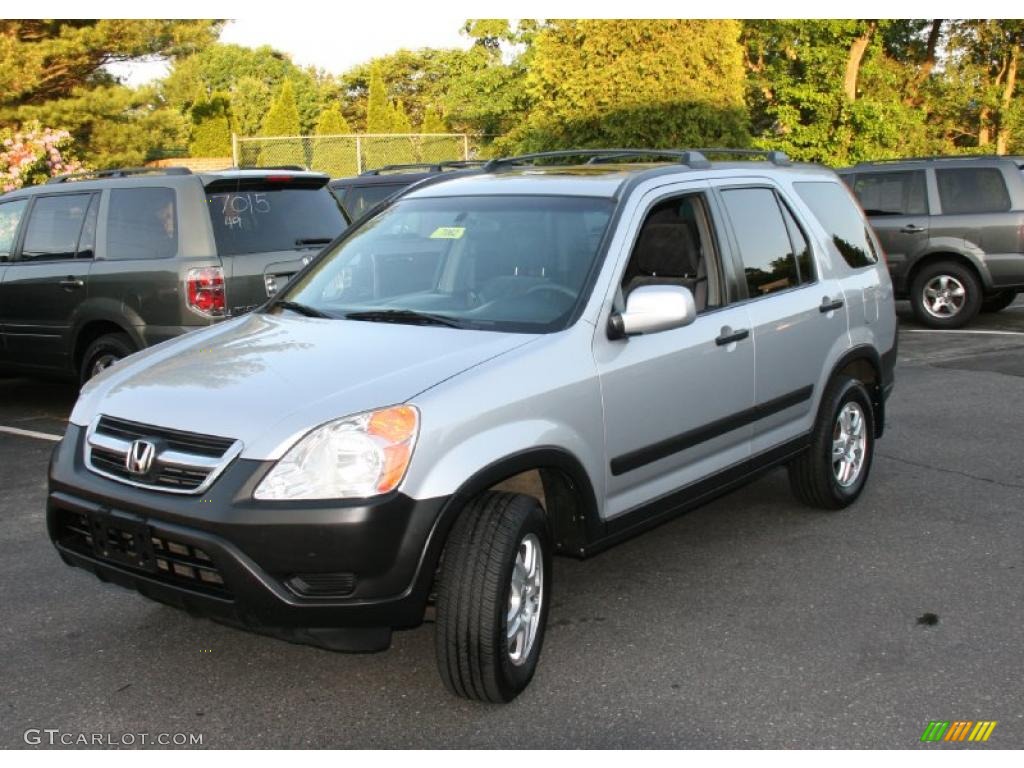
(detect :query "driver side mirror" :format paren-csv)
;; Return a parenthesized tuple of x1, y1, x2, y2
(607, 285, 697, 339)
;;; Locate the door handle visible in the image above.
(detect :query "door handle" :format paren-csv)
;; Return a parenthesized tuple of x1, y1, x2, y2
(899, 224, 925, 234)
(715, 327, 749, 346)
(820, 297, 844, 313)
(59, 277, 84, 290)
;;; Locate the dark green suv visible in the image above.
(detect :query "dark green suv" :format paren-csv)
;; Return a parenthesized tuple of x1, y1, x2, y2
(0, 167, 348, 383)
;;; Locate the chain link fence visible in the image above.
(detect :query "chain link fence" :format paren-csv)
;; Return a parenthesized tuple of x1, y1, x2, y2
(234, 133, 475, 176)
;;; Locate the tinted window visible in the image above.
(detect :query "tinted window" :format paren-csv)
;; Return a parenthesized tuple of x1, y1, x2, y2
(779, 201, 815, 284)
(107, 187, 177, 260)
(285, 195, 615, 333)
(206, 185, 347, 256)
(721, 188, 800, 297)
(794, 181, 878, 268)
(77, 195, 99, 258)
(936, 168, 1011, 214)
(853, 171, 928, 216)
(20, 194, 92, 261)
(346, 184, 407, 218)
(0, 199, 28, 260)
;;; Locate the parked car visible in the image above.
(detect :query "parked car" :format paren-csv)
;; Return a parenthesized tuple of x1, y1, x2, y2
(838, 155, 1024, 328)
(49, 148, 897, 702)
(329, 161, 481, 220)
(0, 166, 349, 384)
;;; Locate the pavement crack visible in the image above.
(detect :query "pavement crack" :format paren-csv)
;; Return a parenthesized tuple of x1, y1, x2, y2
(878, 452, 1024, 490)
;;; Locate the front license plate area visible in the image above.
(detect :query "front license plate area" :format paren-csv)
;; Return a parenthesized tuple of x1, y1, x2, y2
(90, 513, 156, 573)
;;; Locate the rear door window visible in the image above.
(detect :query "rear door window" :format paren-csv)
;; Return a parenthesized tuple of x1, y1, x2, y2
(852, 171, 928, 216)
(936, 167, 1011, 214)
(0, 199, 28, 260)
(721, 187, 802, 298)
(794, 181, 878, 268)
(19, 193, 93, 261)
(107, 187, 178, 259)
(206, 182, 347, 256)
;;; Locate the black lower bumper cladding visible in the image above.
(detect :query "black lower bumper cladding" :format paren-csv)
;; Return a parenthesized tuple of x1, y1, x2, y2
(47, 425, 449, 651)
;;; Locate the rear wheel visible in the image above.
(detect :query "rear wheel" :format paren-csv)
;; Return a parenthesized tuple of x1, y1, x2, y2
(434, 491, 551, 703)
(909, 260, 981, 329)
(980, 289, 1018, 314)
(79, 333, 135, 386)
(789, 376, 875, 510)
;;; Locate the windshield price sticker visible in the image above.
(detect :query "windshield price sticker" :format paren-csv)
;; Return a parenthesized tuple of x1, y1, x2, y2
(430, 226, 466, 240)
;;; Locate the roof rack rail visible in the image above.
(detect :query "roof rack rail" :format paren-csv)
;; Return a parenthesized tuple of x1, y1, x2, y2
(692, 148, 792, 166)
(852, 154, 1009, 166)
(46, 166, 192, 184)
(359, 160, 483, 176)
(483, 148, 713, 171)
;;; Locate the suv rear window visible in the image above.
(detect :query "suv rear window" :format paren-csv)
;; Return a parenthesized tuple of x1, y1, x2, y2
(852, 171, 928, 216)
(206, 183, 347, 257)
(794, 181, 878, 268)
(936, 167, 1011, 215)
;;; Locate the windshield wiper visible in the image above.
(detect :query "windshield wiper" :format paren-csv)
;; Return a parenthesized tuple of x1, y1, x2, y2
(344, 309, 464, 328)
(296, 237, 333, 247)
(270, 299, 334, 318)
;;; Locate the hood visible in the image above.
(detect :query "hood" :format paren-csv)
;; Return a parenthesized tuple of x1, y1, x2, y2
(71, 312, 537, 460)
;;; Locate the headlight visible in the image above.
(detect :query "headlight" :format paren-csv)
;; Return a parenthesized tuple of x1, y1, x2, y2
(254, 405, 419, 500)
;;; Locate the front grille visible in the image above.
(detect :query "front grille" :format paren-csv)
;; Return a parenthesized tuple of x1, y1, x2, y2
(85, 416, 240, 494)
(56, 509, 231, 598)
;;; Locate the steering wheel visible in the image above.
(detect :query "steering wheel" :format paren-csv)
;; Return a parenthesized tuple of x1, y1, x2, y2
(523, 283, 577, 300)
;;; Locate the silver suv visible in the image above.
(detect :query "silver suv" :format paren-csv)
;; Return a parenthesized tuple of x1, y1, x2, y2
(48, 149, 897, 703)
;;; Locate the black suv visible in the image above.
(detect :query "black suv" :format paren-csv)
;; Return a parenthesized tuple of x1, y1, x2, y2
(839, 156, 1024, 328)
(0, 166, 348, 383)
(329, 162, 481, 220)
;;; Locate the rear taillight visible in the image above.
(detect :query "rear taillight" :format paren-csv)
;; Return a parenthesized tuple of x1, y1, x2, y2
(186, 267, 226, 317)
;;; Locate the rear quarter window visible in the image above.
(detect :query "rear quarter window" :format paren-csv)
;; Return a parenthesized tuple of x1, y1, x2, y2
(936, 167, 1011, 214)
(793, 181, 878, 269)
(107, 187, 178, 260)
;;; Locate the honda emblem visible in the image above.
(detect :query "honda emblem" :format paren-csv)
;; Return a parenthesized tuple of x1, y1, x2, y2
(125, 440, 156, 475)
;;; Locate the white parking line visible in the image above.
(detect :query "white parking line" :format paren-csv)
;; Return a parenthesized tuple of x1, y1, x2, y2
(0, 425, 63, 442)
(901, 329, 1024, 337)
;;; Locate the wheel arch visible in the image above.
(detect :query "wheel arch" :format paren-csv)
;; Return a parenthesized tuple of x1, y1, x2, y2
(826, 345, 886, 438)
(905, 249, 991, 293)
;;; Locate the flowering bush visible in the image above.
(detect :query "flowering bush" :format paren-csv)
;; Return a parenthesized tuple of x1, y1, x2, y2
(1, 122, 84, 192)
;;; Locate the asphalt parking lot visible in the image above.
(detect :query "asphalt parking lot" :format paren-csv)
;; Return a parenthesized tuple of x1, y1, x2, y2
(1, 299, 1022, 749)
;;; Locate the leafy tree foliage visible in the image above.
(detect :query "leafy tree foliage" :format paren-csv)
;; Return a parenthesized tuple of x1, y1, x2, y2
(188, 91, 232, 156)
(504, 20, 749, 153)
(259, 80, 303, 166)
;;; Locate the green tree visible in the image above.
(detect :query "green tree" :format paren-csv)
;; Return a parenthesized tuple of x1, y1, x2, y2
(506, 20, 749, 153)
(365, 65, 393, 133)
(0, 19, 221, 167)
(189, 91, 232, 156)
(229, 76, 272, 137)
(310, 102, 355, 175)
(258, 80, 304, 167)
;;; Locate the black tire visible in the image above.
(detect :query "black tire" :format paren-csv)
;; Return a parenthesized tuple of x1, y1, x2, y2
(909, 260, 982, 329)
(79, 333, 135, 386)
(788, 376, 875, 510)
(980, 289, 1018, 314)
(434, 491, 551, 703)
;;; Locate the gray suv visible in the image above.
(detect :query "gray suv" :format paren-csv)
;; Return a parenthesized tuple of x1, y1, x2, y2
(839, 156, 1024, 328)
(48, 149, 897, 702)
(0, 166, 348, 383)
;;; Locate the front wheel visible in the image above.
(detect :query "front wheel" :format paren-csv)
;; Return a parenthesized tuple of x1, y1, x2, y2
(788, 376, 876, 510)
(434, 491, 551, 703)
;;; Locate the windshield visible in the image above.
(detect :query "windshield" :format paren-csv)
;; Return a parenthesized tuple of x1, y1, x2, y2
(280, 195, 615, 333)
(206, 183, 348, 256)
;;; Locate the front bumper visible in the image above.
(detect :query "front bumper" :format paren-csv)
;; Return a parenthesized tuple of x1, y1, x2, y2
(47, 424, 449, 651)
